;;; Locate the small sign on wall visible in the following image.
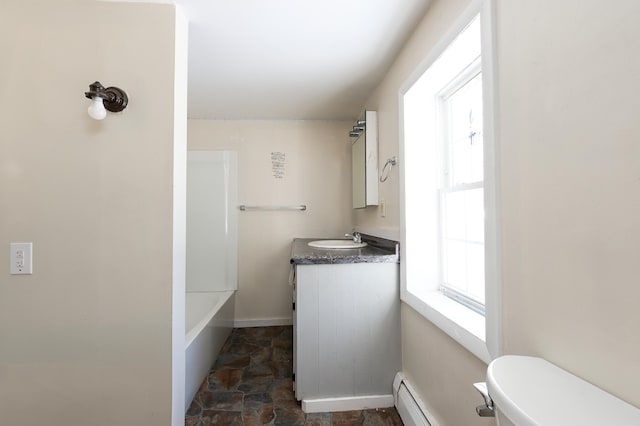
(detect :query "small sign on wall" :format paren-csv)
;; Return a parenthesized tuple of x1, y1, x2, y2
(271, 151, 285, 179)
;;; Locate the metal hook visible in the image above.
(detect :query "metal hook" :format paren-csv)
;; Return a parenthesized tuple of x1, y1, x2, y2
(379, 156, 398, 183)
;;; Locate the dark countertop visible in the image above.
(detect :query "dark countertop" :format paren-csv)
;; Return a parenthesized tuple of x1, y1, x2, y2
(290, 235, 399, 265)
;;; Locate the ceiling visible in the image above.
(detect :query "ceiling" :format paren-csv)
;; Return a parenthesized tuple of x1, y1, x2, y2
(171, 0, 432, 120)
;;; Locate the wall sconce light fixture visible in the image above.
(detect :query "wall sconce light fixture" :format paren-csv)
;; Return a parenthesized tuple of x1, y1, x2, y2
(84, 81, 128, 120)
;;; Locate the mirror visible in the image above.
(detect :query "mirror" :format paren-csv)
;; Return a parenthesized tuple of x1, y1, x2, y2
(351, 110, 378, 209)
(352, 135, 366, 208)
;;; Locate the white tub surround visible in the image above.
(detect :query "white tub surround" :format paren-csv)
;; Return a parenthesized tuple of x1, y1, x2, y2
(185, 291, 235, 412)
(185, 151, 238, 412)
(186, 151, 238, 293)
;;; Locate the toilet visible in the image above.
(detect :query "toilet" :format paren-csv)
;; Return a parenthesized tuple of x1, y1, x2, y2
(481, 355, 640, 425)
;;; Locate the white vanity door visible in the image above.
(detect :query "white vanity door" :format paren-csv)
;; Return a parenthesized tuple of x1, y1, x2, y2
(295, 262, 400, 401)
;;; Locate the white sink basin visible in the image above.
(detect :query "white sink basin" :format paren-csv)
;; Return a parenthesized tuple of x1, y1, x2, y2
(307, 239, 368, 249)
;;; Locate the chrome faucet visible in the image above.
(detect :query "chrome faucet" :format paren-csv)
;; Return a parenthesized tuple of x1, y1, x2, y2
(345, 231, 362, 243)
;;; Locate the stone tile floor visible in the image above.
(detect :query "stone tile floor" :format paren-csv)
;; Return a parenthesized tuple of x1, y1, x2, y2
(185, 326, 403, 426)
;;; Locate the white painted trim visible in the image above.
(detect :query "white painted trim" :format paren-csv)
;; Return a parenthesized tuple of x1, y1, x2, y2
(171, 5, 189, 426)
(398, 0, 501, 364)
(302, 395, 395, 413)
(402, 292, 490, 364)
(233, 318, 293, 328)
(481, 0, 503, 362)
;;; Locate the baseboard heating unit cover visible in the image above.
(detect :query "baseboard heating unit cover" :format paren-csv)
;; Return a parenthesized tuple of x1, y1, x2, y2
(393, 373, 439, 426)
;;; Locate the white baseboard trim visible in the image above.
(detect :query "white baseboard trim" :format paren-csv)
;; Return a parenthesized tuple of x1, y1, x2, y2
(302, 394, 394, 413)
(233, 318, 293, 328)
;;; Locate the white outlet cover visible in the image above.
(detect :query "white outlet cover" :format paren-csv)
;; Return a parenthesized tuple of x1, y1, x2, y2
(10, 242, 32, 275)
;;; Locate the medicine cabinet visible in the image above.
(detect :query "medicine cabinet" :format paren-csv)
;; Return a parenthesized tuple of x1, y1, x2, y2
(351, 110, 378, 209)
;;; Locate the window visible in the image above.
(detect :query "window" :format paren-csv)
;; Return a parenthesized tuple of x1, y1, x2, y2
(400, 0, 499, 363)
(438, 64, 485, 315)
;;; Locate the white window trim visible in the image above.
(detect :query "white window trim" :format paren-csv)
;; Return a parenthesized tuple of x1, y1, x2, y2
(437, 63, 485, 311)
(398, 0, 501, 365)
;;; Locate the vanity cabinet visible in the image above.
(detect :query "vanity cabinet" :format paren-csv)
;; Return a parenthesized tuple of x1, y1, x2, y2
(292, 261, 400, 411)
(351, 110, 378, 209)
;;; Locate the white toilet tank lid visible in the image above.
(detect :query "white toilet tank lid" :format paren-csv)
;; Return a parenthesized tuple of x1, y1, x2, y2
(487, 356, 640, 426)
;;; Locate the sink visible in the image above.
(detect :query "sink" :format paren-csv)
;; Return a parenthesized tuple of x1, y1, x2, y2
(307, 239, 368, 249)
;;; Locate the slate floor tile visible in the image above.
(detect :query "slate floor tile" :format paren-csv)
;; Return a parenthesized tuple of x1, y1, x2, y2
(185, 326, 403, 425)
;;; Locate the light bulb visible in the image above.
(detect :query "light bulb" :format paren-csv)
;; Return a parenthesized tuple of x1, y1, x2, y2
(87, 96, 107, 120)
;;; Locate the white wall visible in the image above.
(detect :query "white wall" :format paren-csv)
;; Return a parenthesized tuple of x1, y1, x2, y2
(498, 0, 640, 407)
(358, 0, 640, 424)
(188, 120, 354, 323)
(0, 2, 186, 425)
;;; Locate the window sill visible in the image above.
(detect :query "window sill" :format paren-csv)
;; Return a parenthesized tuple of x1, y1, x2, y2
(402, 289, 490, 364)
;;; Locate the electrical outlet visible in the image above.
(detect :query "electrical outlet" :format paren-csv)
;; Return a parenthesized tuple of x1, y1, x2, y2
(10, 242, 32, 275)
(380, 200, 386, 218)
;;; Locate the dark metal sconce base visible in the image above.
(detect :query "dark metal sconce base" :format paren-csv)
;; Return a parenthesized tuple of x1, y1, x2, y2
(85, 81, 128, 113)
(101, 87, 128, 113)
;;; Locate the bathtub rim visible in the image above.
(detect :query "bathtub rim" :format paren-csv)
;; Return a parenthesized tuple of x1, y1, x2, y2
(185, 290, 235, 348)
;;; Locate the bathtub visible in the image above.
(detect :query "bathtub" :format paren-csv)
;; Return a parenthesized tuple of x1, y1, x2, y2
(185, 290, 235, 412)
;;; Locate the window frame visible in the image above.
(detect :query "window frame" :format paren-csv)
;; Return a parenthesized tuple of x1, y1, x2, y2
(437, 62, 485, 314)
(398, 0, 501, 364)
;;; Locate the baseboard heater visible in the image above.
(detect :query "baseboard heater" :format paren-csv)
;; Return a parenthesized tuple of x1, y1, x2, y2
(393, 373, 440, 426)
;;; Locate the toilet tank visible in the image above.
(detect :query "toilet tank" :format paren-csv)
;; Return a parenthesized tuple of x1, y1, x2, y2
(486, 356, 640, 426)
